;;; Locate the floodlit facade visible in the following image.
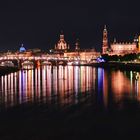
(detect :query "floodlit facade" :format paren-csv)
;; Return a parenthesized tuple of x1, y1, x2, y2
(111, 42, 137, 55)
(54, 32, 69, 51)
(53, 32, 100, 61)
(64, 50, 100, 62)
(102, 25, 109, 54)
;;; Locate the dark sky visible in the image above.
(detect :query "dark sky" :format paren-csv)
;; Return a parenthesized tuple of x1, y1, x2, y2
(0, 0, 140, 51)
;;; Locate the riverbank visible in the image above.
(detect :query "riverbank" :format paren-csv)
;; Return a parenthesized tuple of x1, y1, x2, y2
(0, 66, 19, 76)
(89, 62, 140, 71)
(72, 61, 140, 71)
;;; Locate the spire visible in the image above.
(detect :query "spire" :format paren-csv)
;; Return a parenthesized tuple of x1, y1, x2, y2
(104, 25, 107, 31)
(60, 30, 64, 40)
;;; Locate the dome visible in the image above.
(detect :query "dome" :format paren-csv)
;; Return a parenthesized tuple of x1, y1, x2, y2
(19, 44, 26, 52)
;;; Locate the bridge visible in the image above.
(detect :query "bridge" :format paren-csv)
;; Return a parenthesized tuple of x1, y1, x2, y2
(0, 55, 73, 68)
(0, 53, 99, 68)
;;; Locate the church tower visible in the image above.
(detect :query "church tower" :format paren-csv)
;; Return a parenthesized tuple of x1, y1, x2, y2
(102, 25, 108, 54)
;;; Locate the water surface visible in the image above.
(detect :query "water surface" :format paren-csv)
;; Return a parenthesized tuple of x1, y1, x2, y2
(0, 65, 139, 110)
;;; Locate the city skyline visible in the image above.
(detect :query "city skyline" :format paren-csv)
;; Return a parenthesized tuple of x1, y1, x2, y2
(0, 26, 139, 52)
(1, 1, 140, 140)
(0, 0, 139, 51)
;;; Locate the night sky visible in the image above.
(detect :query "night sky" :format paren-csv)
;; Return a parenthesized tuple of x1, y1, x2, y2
(0, 0, 140, 51)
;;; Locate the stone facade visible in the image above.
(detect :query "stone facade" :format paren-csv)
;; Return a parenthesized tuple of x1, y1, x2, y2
(55, 33, 69, 51)
(111, 42, 137, 55)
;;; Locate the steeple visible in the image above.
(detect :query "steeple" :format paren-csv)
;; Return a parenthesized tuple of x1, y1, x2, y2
(60, 30, 64, 41)
(104, 25, 107, 31)
(75, 39, 80, 51)
(102, 25, 108, 54)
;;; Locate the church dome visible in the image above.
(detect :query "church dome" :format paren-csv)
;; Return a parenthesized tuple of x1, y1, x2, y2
(19, 44, 26, 52)
(55, 32, 69, 50)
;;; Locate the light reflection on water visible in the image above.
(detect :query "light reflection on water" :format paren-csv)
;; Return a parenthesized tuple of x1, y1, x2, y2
(0, 65, 140, 109)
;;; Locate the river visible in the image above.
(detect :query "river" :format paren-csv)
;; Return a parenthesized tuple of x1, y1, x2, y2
(0, 65, 140, 139)
(0, 65, 139, 110)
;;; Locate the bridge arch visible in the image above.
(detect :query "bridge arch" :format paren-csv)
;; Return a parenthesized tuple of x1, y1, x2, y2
(58, 60, 67, 66)
(41, 61, 52, 65)
(0, 60, 19, 67)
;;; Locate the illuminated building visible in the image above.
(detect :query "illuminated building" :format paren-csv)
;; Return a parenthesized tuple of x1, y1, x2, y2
(54, 31, 70, 52)
(64, 51, 100, 61)
(64, 40, 100, 62)
(111, 40, 137, 55)
(53, 34, 100, 61)
(104, 27, 139, 55)
(102, 25, 108, 54)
